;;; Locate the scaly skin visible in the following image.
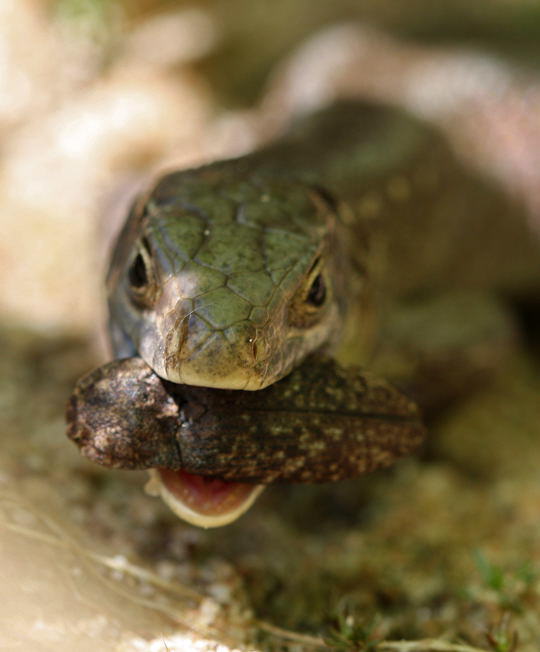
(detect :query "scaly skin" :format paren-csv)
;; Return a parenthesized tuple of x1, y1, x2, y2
(107, 167, 349, 390)
(107, 101, 540, 391)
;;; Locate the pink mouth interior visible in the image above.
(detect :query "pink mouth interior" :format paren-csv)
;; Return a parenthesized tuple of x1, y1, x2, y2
(157, 468, 258, 517)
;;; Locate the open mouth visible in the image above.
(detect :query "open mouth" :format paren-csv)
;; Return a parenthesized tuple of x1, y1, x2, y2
(145, 468, 265, 528)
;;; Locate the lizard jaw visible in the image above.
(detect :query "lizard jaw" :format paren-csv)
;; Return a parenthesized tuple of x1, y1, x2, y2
(145, 469, 265, 528)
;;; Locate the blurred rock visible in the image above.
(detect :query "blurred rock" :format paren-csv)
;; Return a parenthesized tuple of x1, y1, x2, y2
(123, 8, 218, 67)
(0, 6, 212, 334)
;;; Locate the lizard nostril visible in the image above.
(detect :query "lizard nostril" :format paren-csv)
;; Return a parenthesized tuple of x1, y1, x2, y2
(165, 300, 193, 365)
(247, 336, 258, 361)
(178, 317, 189, 354)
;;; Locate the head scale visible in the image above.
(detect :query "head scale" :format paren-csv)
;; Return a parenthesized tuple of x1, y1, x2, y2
(107, 162, 355, 390)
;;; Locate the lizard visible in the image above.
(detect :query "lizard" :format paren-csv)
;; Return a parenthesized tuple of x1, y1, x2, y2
(104, 100, 540, 527)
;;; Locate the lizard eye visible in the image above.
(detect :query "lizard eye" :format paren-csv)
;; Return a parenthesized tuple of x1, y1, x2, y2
(129, 252, 148, 289)
(127, 239, 156, 307)
(288, 256, 330, 328)
(306, 273, 326, 307)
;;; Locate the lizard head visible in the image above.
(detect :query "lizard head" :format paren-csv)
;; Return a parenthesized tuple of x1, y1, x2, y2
(105, 162, 368, 528)
(107, 163, 360, 391)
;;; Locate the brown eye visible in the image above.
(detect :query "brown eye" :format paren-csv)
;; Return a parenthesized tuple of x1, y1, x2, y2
(306, 273, 326, 307)
(127, 239, 155, 307)
(288, 255, 329, 328)
(128, 252, 148, 289)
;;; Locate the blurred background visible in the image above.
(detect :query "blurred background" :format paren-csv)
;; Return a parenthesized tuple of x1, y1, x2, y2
(2, 0, 540, 336)
(1, 1, 540, 650)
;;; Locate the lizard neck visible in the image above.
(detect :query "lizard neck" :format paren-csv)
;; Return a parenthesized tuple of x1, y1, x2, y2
(249, 100, 540, 299)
